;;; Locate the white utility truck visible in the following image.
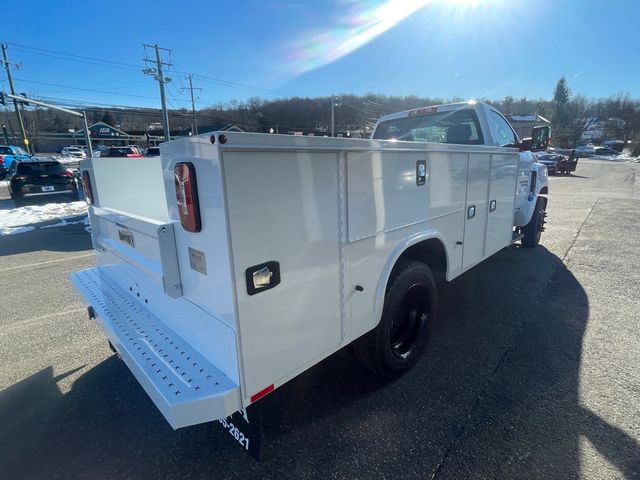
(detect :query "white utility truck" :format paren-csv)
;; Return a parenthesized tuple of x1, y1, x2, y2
(71, 101, 550, 458)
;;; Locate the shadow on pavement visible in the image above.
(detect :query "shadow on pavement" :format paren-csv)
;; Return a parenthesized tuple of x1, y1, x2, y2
(0, 246, 638, 479)
(0, 221, 91, 256)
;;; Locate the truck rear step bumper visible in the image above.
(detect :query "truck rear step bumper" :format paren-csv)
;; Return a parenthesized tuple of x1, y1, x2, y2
(70, 267, 241, 429)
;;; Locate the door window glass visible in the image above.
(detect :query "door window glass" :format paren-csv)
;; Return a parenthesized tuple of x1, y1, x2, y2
(490, 111, 517, 147)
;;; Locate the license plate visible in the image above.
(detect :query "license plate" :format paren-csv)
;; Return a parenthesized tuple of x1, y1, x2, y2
(42, 185, 54, 192)
(118, 228, 135, 248)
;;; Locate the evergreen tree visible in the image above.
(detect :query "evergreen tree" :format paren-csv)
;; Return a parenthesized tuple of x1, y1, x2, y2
(552, 76, 572, 145)
(100, 111, 116, 126)
(553, 76, 570, 104)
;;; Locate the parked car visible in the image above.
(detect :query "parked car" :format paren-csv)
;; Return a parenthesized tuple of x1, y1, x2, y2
(593, 147, 618, 156)
(535, 152, 578, 175)
(61, 146, 87, 159)
(576, 145, 597, 157)
(0, 145, 31, 177)
(104, 146, 144, 158)
(7, 158, 79, 205)
(92, 145, 110, 157)
(145, 147, 160, 157)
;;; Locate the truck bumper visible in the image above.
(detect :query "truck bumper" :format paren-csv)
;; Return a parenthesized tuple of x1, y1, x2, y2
(70, 267, 241, 429)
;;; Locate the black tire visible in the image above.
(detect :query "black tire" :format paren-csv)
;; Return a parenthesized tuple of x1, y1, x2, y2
(13, 194, 25, 207)
(352, 260, 437, 378)
(521, 196, 546, 248)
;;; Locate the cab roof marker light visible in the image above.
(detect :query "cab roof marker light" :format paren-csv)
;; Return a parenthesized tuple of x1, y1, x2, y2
(408, 106, 438, 116)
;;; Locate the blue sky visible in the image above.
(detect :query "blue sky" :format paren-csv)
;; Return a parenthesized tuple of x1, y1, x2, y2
(2, 0, 638, 109)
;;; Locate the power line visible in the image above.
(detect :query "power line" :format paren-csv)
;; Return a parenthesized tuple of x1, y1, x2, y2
(9, 41, 295, 97)
(14, 78, 160, 101)
(9, 42, 143, 70)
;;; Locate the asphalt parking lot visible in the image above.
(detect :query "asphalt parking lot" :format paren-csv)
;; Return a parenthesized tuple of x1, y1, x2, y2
(1, 159, 639, 480)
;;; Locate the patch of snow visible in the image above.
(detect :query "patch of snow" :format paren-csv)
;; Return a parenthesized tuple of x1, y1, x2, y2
(40, 216, 89, 229)
(40, 219, 70, 229)
(0, 180, 8, 187)
(0, 201, 88, 232)
(0, 225, 35, 236)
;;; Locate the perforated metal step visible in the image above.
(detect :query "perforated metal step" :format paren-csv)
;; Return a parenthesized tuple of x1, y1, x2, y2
(70, 268, 241, 429)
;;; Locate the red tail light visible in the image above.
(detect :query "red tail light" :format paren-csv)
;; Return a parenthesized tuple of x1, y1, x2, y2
(174, 162, 201, 233)
(82, 171, 94, 204)
(62, 169, 74, 177)
(0, 155, 5, 167)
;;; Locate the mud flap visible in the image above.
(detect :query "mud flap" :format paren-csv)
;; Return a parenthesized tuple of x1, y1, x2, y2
(218, 403, 262, 461)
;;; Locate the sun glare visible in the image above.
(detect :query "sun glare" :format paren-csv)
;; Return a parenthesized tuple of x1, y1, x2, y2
(283, 0, 502, 77)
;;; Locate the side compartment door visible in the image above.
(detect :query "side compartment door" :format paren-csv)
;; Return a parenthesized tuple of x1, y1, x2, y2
(462, 153, 490, 270)
(485, 153, 518, 257)
(223, 151, 342, 401)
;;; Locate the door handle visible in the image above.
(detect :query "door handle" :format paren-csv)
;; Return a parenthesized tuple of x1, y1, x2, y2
(467, 205, 476, 219)
(490, 199, 497, 212)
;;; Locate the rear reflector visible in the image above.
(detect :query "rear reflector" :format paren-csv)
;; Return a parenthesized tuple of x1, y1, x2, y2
(174, 162, 202, 233)
(250, 384, 274, 403)
(81, 171, 94, 204)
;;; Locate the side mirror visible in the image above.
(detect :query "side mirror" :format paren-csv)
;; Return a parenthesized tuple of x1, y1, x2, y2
(519, 138, 532, 151)
(531, 125, 551, 152)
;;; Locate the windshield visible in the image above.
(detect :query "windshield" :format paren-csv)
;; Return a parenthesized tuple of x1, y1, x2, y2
(372, 108, 484, 145)
(0, 146, 28, 155)
(17, 162, 67, 175)
(109, 147, 134, 155)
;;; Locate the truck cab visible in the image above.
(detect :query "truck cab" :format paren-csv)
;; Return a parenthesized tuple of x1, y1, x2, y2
(371, 101, 549, 234)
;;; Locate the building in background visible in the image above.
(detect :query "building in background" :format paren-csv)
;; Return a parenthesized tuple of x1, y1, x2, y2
(508, 114, 552, 140)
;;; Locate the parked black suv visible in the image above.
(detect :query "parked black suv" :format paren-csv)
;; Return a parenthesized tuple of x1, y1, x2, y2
(8, 158, 80, 205)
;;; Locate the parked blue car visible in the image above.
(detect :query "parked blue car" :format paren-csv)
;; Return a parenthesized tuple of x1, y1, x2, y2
(0, 145, 31, 177)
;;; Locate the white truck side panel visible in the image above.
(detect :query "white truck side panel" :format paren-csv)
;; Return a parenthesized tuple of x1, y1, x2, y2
(462, 153, 490, 270)
(346, 147, 469, 338)
(485, 153, 519, 257)
(159, 139, 238, 329)
(348, 218, 462, 339)
(347, 149, 467, 262)
(222, 151, 343, 399)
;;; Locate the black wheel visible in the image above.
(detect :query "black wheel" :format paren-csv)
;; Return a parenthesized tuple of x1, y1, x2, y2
(521, 196, 546, 248)
(352, 260, 437, 378)
(13, 194, 25, 207)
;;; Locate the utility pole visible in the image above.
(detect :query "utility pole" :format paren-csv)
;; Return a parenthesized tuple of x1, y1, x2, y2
(181, 74, 202, 135)
(331, 94, 342, 137)
(143, 44, 172, 141)
(1, 43, 30, 153)
(362, 101, 368, 139)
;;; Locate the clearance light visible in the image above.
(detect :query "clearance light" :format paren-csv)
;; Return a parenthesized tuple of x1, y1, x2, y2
(408, 106, 438, 116)
(174, 162, 202, 233)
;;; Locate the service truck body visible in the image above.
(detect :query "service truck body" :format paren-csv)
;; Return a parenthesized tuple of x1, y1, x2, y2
(70, 102, 549, 455)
